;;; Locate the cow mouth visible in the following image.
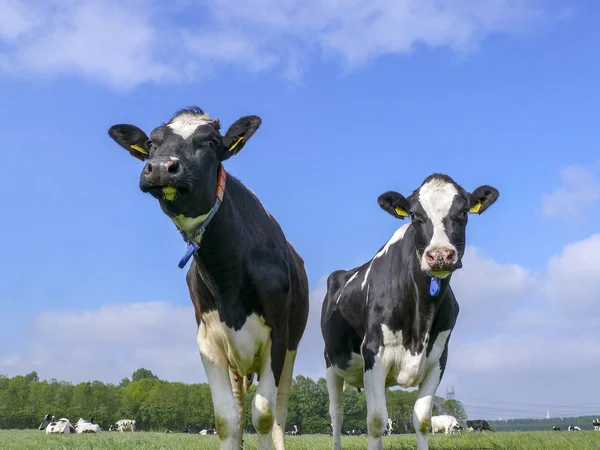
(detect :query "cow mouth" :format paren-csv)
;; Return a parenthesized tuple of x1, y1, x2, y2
(142, 184, 191, 201)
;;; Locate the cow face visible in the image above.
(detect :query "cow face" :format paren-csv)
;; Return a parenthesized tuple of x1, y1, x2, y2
(378, 174, 498, 277)
(108, 107, 261, 221)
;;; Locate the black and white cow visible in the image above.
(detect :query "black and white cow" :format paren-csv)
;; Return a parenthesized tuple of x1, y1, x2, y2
(593, 418, 600, 431)
(467, 420, 494, 432)
(108, 107, 309, 450)
(321, 173, 499, 450)
(552, 426, 561, 431)
(568, 425, 581, 431)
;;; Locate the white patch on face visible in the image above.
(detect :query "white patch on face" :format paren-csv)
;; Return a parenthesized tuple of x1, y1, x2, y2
(169, 156, 179, 161)
(361, 223, 410, 290)
(168, 112, 212, 139)
(172, 213, 209, 241)
(379, 325, 450, 388)
(336, 271, 359, 303)
(418, 179, 459, 272)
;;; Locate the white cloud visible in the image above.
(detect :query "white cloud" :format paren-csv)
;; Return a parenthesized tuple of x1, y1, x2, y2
(539, 165, 600, 218)
(0, 0, 557, 88)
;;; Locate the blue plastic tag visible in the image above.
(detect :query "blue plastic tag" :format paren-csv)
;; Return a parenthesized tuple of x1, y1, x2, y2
(430, 276, 441, 296)
(178, 241, 198, 269)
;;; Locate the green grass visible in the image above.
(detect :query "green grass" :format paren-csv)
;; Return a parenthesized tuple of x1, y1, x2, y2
(1, 430, 599, 450)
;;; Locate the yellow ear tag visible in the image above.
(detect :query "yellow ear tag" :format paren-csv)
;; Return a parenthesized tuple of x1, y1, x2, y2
(395, 207, 409, 217)
(229, 136, 244, 152)
(130, 144, 148, 155)
(469, 201, 482, 213)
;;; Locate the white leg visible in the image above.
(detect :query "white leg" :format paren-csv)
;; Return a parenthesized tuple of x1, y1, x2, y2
(273, 350, 296, 450)
(413, 365, 442, 450)
(363, 354, 387, 450)
(229, 370, 246, 449)
(325, 366, 344, 450)
(253, 346, 278, 450)
(198, 330, 239, 450)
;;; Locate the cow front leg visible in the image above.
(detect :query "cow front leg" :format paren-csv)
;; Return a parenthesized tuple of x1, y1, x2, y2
(273, 350, 296, 450)
(198, 332, 239, 450)
(253, 338, 285, 450)
(229, 369, 246, 449)
(413, 365, 443, 450)
(362, 342, 387, 450)
(325, 363, 344, 450)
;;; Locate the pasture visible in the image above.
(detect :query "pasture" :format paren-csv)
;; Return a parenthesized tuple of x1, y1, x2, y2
(1, 430, 599, 450)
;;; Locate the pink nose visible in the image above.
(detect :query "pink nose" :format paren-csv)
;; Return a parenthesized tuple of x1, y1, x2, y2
(425, 248, 456, 266)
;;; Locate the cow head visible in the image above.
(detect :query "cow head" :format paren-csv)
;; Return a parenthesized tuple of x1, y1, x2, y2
(108, 107, 261, 225)
(378, 173, 498, 278)
(38, 414, 52, 431)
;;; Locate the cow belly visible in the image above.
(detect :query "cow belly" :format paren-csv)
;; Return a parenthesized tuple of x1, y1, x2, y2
(380, 326, 450, 388)
(197, 311, 271, 376)
(333, 352, 364, 388)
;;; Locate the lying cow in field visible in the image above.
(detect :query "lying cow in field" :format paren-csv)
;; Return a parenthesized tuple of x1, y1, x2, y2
(75, 417, 101, 433)
(568, 425, 581, 431)
(321, 173, 499, 450)
(38, 414, 54, 431)
(108, 106, 309, 450)
(552, 426, 561, 431)
(285, 424, 299, 436)
(109, 419, 136, 432)
(46, 418, 75, 434)
(593, 418, 600, 431)
(431, 415, 462, 434)
(200, 428, 217, 435)
(467, 420, 494, 432)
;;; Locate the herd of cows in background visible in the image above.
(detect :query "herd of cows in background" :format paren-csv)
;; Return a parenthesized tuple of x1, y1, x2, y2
(35, 105, 584, 450)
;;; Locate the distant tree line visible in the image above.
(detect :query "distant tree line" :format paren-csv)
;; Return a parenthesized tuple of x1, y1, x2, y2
(0, 369, 467, 432)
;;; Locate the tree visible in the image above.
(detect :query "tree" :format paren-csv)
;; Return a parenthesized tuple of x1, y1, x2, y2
(387, 389, 418, 433)
(440, 399, 467, 424)
(131, 368, 159, 382)
(119, 377, 131, 388)
(24, 371, 39, 383)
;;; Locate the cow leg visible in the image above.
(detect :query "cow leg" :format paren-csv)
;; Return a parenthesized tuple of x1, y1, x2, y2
(198, 343, 239, 449)
(273, 349, 297, 450)
(362, 343, 387, 450)
(253, 339, 283, 450)
(325, 364, 344, 450)
(413, 366, 442, 450)
(229, 370, 246, 449)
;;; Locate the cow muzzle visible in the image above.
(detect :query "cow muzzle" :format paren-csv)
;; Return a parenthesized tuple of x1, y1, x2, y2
(140, 157, 189, 200)
(422, 245, 459, 277)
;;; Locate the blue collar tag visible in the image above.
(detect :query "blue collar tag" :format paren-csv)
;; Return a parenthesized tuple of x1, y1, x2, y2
(430, 276, 441, 296)
(178, 241, 199, 269)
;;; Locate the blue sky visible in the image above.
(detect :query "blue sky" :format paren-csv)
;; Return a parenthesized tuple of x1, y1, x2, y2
(1, 0, 600, 420)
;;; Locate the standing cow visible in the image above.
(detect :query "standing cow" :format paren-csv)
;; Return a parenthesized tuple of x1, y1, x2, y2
(593, 418, 600, 431)
(321, 173, 499, 450)
(108, 107, 309, 450)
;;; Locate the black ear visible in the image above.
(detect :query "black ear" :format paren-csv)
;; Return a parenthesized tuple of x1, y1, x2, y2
(377, 191, 411, 219)
(468, 185, 499, 214)
(108, 124, 152, 161)
(220, 115, 262, 160)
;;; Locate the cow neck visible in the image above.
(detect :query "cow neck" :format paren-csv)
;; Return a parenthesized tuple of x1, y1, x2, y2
(175, 164, 227, 269)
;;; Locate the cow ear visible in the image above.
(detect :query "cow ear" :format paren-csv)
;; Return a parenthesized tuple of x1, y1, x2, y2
(220, 115, 262, 161)
(468, 185, 499, 214)
(378, 191, 411, 219)
(108, 124, 152, 161)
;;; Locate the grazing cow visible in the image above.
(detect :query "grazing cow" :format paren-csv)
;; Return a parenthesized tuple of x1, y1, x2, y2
(466, 420, 494, 432)
(431, 415, 462, 434)
(568, 425, 581, 431)
(200, 428, 217, 435)
(321, 174, 499, 450)
(74, 417, 102, 433)
(108, 107, 309, 450)
(552, 426, 561, 431)
(593, 418, 600, 431)
(286, 424, 299, 436)
(110, 419, 136, 432)
(165, 429, 173, 433)
(45, 418, 75, 434)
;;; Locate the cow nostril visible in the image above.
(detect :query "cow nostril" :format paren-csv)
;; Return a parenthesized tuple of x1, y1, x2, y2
(446, 250, 456, 262)
(144, 163, 153, 174)
(425, 252, 435, 263)
(167, 160, 180, 174)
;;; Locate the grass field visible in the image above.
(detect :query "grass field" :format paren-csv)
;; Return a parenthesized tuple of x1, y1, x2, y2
(1, 430, 600, 450)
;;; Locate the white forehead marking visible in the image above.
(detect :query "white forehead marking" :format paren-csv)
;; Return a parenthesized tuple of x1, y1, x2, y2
(169, 156, 179, 161)
(167, 113, 212, 139)
(418, 178, 458, 224)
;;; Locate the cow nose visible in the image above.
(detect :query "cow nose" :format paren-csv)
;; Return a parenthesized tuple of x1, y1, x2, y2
(143, 158, 181, 182)
(425, 248, 456, 265)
